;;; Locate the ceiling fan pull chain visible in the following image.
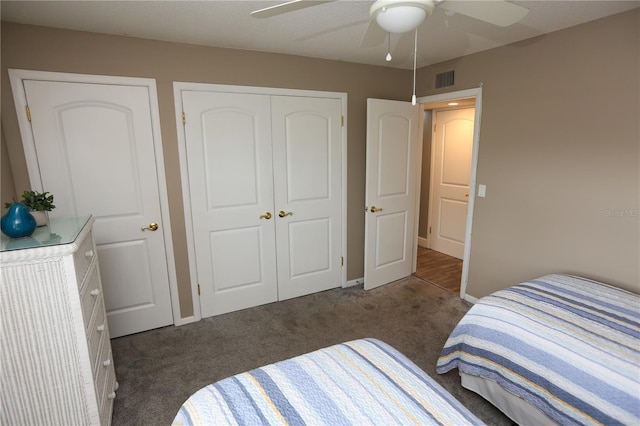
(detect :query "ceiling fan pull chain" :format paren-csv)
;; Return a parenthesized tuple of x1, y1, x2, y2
(412, 28, 417, 105)
(386, 32, 392, 62)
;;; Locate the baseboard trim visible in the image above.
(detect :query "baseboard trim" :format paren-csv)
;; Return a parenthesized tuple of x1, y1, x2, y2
(463, 294, 479, 304)
(418, 236, 428, 248)
(174, 315, 199, 327)
(345, 278, 364, 288)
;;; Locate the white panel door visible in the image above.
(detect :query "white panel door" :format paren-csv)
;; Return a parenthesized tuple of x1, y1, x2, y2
(429, 108, 474, 259)
(22, 80, 174, 337)
(364, 99, 420, 290)
(181, 91, 278, 318)
(271, 96, 342, 300)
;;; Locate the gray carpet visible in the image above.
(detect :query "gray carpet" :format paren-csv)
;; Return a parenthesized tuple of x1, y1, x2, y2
(110, 276, 511, 425)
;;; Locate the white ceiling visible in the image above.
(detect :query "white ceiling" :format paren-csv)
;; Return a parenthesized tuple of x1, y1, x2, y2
(1, 1, 638, 70)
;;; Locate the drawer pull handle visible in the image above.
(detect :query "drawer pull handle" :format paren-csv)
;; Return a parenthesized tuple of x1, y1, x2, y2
(108, 392, 116, 400)
(97, 323, 106, 332)
(90, 289, 100, 297)
(103, 359, 111, 367)
(85, 250, 94, 258)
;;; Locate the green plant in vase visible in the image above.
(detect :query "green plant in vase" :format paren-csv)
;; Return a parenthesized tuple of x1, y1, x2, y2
(5, 190, 56, 227)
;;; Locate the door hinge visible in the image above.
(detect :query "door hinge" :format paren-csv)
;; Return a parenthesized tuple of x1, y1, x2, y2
(197, 283, 200, 296)
(341, 115, 344, 127)
(341, 256, 344, 266)
(433, 123, 437, 133)
(26, 106, 32, 122)
(429, 226, 432, 234)
(182, 111, 186, 125)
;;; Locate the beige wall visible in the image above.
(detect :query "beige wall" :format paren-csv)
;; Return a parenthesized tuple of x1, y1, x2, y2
(420, 9, 639, 296)
(418, 110, 432, 240)
(2, 8, 638, 322)
(0, 22, 412, 317)
(1, 124, 17, 209)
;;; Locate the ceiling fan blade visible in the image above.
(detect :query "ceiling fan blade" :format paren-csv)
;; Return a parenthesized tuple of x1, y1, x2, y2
(437, 0, 529, 27)
(360, 19, 388, 48)
(251, 0, 334, 19)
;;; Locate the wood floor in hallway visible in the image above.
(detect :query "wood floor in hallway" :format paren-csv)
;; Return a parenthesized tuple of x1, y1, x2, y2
(414, 246, 462, 293)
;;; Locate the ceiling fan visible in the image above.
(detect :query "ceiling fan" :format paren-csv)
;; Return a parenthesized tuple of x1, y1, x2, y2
(251, 0, 529, 105)
(251, 0, 530, 48)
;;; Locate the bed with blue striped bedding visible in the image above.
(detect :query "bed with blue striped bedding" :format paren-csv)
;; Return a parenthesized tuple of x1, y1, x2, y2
(173, 338, 482, 426)
(436, 274, 640, 426)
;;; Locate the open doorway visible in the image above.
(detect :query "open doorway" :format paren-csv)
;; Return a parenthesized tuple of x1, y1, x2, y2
(413, 88, 482, 299)
(414, 246, 463, 292)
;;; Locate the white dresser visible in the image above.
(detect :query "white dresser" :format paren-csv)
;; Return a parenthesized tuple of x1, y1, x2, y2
(1, 216, 118, 425)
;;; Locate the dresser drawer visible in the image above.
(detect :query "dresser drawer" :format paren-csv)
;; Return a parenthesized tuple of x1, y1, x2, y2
(94, 336, 112, 409)
(74, 230, 96, 288)
(87, 302, 108, 372)
(96, 340, 118, 426)
(79, 265, 101, 327)
(101, 365, 118, 426)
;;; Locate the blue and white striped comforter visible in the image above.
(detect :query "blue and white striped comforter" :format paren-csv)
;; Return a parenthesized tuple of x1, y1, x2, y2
(436, 274, 640, 426)
(173, 338, 482, 425)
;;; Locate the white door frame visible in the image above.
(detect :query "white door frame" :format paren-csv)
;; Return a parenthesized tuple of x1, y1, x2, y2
(173, 82, 348, 323)
(8, 68, 183, 327)
(415, 87, 482, 300)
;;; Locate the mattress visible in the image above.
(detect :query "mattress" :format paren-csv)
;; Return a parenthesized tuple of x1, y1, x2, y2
(436, 273, 640, 426)
(460, 371, 556, 425)
(173, 338, 483, 425)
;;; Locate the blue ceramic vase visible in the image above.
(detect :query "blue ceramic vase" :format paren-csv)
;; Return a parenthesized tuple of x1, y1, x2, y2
(1, 203, 37, 238)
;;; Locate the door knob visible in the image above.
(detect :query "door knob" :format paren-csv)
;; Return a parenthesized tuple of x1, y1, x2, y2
(260, 212, 272, 220)
(278, 211, 293, 218)
(370, 206, 383, 213)
(141, 222, 159, 231)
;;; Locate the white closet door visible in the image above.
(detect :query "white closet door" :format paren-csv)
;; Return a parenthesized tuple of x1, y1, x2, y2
(182, 91, 278, 318)
(364, 98, 420, 290)
(271, 96, 342, 300)
(21, 80, 174, 337)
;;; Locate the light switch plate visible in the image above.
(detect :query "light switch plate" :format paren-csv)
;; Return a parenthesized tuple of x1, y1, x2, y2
(478, 184, 486, 198)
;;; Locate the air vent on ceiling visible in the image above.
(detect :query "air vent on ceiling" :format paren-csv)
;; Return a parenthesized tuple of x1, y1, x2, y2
(435, 70, 455, 89)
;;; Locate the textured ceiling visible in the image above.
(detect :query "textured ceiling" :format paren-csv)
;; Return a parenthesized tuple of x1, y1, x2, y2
(2, 1, 638, 69)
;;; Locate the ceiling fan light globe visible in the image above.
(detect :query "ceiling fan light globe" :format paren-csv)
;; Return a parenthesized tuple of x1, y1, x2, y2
(376, 5, 427, 33)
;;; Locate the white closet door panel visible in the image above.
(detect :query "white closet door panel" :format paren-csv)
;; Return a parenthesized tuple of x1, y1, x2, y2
(57, 106, 140, 215)
(203, 110, 260, 208)
(271, 96, 342, 300)
(22, 80, 174, 337)
(99, 241, 154, 310)
(209, 227, 264, 290)
(375, 212, 408, 266)
(284, 113, 330, 201)
(378, 115, 412, 197)
(182, 91, 277, 317)
(288, 218, 331, 277)
(439, 199, 468, 242)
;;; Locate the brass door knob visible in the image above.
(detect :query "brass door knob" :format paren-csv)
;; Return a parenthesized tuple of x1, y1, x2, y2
(278, 211, 293, 218)
(141, 222, 159, 231)
(370, 206, 383, 213)
(260, 212, 272, 220)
